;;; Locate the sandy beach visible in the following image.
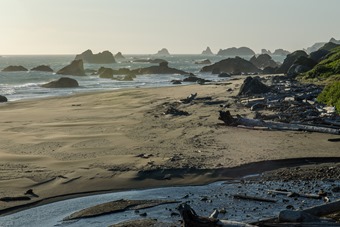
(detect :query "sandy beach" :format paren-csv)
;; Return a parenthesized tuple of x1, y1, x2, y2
(0, 77, 339, 213)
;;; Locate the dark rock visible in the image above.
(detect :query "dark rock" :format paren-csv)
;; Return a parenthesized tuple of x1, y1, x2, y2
(41, 77, 79, 88)
(31, 65, 54, 72)
(201, 47, 214, 55)
(99, 68, 114, 79)
(57, 60, 86, 76)
(217, 47, 255, 56)
(276, 50, 308, 74)
(250, 54, 278, 69)
(0, 95, 8, 102)
(2, 65, 28, 72)
(287, 56, 317, 77)
(212, 68, 221, 74)
(114, 52, 125, 61)
(172, 80, 182, 84)
(263, 66, 277, 74)
(155, 48, 170, 56)
(75, 49, 116, 64)
(131, 62, 188, 75)
(165, 107, 189, 116)
(150, 59, 167, 64)
(238, 76, 270, 96)
(218, 73, 231, 77)
(200, 57, 261, 74)
(195, 59, 211, 65)
(319, 42, 340, 51)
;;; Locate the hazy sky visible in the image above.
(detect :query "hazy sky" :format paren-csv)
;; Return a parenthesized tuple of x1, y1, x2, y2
(0, 0, 339, 54)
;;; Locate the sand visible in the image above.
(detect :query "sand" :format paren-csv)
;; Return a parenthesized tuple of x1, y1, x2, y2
(0, 77, 339, 213)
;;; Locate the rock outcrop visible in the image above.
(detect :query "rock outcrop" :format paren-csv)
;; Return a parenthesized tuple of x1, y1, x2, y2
(276, 50, 308, 74)
(250, 54, 278, 69)
(57, 60, 86, 76)
(75, 49, 116, 64)
(0, 95, 8, 102)
(200, 57, 261, 74)
(114, 52, 125, 61)
(2, 65, 28, 72)
(287, 56, 317, 77)
(97, 67, 136, 80)
(261, 49, 272, 55)
(238, 76, 270, 96)
(217, 47, 255, 56)
(195, 59, 211, 65)
(41, 77, 79, 88)
(201, 47, 213, 55)
(155, 48, 170, 56)
(131, 62, 188, 75)
(31, 65, 53, 72)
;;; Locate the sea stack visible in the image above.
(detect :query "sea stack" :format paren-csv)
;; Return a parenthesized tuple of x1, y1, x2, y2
(41, 77, 79, 88)
(75, 49, 116, 64)
(201, 47, 213, 55)
(57, 59, 86, 76)
(155, 48, 170, 56)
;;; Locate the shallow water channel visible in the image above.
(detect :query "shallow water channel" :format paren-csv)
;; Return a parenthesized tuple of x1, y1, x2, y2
(0, 179, 339, 227)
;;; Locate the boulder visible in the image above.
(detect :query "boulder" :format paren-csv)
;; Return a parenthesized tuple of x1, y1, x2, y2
(250, 54, 278, 69)
(2, 65, 28, 72)
(217, 47, 255, 56)
(155, 48, 170, 56)
(238, 76, 270, 96)
(75, 49, 116, 64)
(200, 57, 261, 74)
(31, 65, 53, 72)
(57, 60, 86, 76)
(0, 95, 8, 102)
(195, 59, 211, 65)
(114, 52, 125, 61)
(99, 68, 114, 79)
(131, 62, 188, 75)
(201, 47, 214, 55)
(41, 77, 79, 88)
(276, 50, 308, 74)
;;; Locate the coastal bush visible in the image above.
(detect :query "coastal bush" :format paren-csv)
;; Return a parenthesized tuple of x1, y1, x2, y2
(317, 81, 340, 113)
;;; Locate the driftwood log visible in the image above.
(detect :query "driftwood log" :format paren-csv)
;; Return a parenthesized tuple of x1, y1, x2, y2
(178, 203, 255, 227)
(219, 111, 340, 135)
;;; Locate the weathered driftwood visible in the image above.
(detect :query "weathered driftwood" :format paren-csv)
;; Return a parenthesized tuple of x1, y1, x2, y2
(178, 203, 255, 227)
(233, 194, 277, 203)
(219, 111, 340, 135)
(267, 190, 321, 199)
(303, 199, 340, 217)
(323, 119, 340, 127)
(180, 93, 197, 104)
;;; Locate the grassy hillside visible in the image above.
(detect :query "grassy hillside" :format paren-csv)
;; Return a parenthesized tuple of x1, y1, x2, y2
(317, 81, 340, 113)
(299, 46, 340, 83)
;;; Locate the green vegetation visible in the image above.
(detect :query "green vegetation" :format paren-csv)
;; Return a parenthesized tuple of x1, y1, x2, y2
(317, 81, 340, 113)
(299, 46, 340, 83)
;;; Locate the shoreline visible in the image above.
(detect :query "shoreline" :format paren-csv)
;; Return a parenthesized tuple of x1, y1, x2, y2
(1, 76, 339, 216)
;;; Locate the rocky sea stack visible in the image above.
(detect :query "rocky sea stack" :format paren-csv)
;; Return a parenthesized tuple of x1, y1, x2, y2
(75, 49, 116, 64)
(31, 65, 54, 72)
(201, 47, 213, 55)
(41, 77, 79, 88)
(200, 57, 260, 74)
(217, 47, 255, 56)
(2, 65, 28, 72)
(57, 60, 86, 76)
(155, 48, 170, 56)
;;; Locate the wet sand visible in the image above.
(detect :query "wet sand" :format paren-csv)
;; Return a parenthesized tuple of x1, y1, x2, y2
(0, 77, 339, 214)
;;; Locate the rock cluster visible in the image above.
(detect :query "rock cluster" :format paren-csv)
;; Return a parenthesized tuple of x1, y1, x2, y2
(75, 49, 116, 64)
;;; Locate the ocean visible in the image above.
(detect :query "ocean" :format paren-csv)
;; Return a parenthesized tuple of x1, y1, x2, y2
(0, 54, 285, 102)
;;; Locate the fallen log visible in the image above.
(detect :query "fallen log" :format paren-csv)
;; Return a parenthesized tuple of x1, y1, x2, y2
(233, 194, 277, 203)
(219, 111, 340, 135)
(178, 203, 255, 227)
(267, 190, 321, 199)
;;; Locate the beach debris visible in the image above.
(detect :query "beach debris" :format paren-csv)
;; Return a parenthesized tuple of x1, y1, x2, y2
(0, 196, 31, 202)
(63, 199, 179, 221)
(178, 203, 255, 227)
(219, 110, 340, 135)
(165, 107, 190, 116)
(180, 93, 197, 104)
(135, 153, 154, 159)
(109, 218, 172, 227)
(233, 194, 277, 203)
(24, 189, 39, 198)
(267, 190, 322, 199)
